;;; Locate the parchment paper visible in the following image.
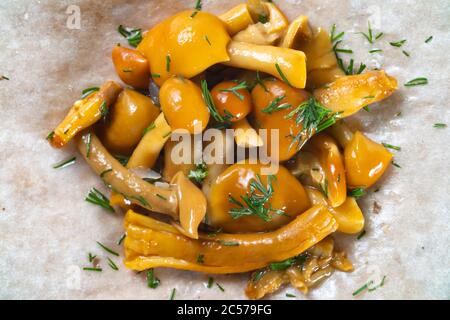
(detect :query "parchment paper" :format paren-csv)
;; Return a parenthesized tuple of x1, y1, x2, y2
(0, 0, 449, 300)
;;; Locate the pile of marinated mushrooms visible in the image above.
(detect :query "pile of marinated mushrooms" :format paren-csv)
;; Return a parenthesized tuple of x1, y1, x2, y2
(48, 0, 397, 299)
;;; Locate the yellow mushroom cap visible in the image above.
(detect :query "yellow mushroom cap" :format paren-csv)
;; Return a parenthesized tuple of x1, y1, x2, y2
(137, 10, 231, 86)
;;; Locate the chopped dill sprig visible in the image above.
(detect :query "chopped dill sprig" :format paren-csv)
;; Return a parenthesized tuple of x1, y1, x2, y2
(219, 81, 248, 101)
(402, 50, 410, 57)
(194, 0, 202, 10)
(169, 288, 176, 300)
(216, 283, 225, 292)
(100, 169, 113, 178)
(357, 21, 375, 44)
(201, 80, 229, 125)
(389, 39, 407, 47)
(382, 143, 401, 151)
(107, 257, 119, 271)
(433, 123, 447, 129)
(188, 163, 208, 183)
(204, 35, 211, 45)
(207, 277, 214, 288)
(404, 77, 428, 87)
(81, 87, 99, 99)
(117, 233, 126, 245)
(228, 174, 285, 222)
(391, 161, 402, 168)
(52, 156, 76, 169)
(83, 267, 102, 272)
(357, 230, 366, 240)
(118, 25, 142, 47)
(275, 63, 293, 87)
(369, 49, 383, 54)
(85, 133, 92, 158)
(218, 240, 240, 246)
(270, 254, 308, 271)
(96, 241, 119, 256)
(330, 24, 345, 43)
(100, 101, 108, 119)
(197, 254, 205, 264)
(285, 97, 340, 150)
(348, 188, 366, 199)
(88, 253, 96, 263)
(425, 36, 433, 43)
(353, 276, 387, 296)
(147, 269, 161, 289)
(85, 188, 115, 213)
(262, 95, 291, 114)
(165, 55, 171, 72)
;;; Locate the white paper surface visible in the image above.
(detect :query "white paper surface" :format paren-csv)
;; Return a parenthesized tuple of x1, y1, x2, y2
(0, 0, 449, 299)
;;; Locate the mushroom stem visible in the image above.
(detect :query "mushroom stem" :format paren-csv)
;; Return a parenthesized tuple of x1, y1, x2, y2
(219, 3, 254, 36)
(224, 41, 307, 89)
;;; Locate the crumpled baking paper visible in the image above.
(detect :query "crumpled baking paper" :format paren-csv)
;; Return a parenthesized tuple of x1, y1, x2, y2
(0, 0, 449, 299)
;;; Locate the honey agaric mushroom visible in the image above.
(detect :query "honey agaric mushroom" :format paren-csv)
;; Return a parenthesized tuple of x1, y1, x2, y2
(137, 11, 231, 86)
(233, 1, 289, 45)
(279, 15, 312, 49)
(305, 187, 364, 234)
(232, 118, 264, 148)
(219, 3, 254, 35)
(49, 81, 122, 148)
(207, 162, 311, 233)
(314, 70, 398, 117)
(123, 204, 337, 273)
(112, 46, 150, 89)
(226, 41, 307, 89)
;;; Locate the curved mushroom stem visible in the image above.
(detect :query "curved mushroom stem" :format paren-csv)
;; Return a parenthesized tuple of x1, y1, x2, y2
(76, 131, 178, 217)
(224, 41, 307, 89)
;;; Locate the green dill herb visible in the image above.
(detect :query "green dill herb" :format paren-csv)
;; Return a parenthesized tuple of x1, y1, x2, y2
(391, 161, 401, 168)
(122, 68, 133, 73)
(83, 267, 102, 272)
(46, 131, 55, 141)
(353, 276, 386, 296)
(86, 188, 115, 213)
(156, 194, 167, 201)
(425, 36, 433, 43)
(85, 133, 92, 158)
(258, 14, 268, 24)
(88, 253, 96, 263)
(330, 24, 345, 43)
(118, 25, 142, 47)
(162, 131, 172, 139)
(96, 241, 119, 256)
(130, 195, 152, 208)
(404, 77, 428, 87)
(107, 257, 119, 271)
(207, 277, 214, 288)
(433, 123, 447, 129)
(348, 188, 366, 199)
(219, 240, 240, 247)
(169, 288, 176, 300)
(369, 49, 383, 54)
(382, 143, 401, 151)
(190, 10, 198, 18)
(357, 230, 366, 240)
(228, 174, 285, 222)
(275, 63, 293, 87)
(1, 75, 10, 80)
(252, 270, 265, 282)
(117, 233, 126, 245)
(390, 39, 407, 47)
(285, 97, 340, 150)
(151, 73, 161, 78)
(262, 95, 291, 114)
(375, 32, 384, 40)
(52, 156, 76, 169)
(147, 269, 161, 289)
(194, 0, 202, 10)
(81, 87, 99, 99)
(216, 283, 225, 292)
(286, 293, 296, 298)
(253, 70, 268, 92)
(402, 50, 410, 57)
(100, 101, 108, 119)
(165, 55, 171, 72)
(188, 163, 208, 183)
(142, 123, 156, 136)
(197, 254, 205, 264)
(204, 35, 211, 45)
(270, 254, 307, 271)
(358, 21, 375, 44)
(219, 81, 248, 101)
(201, 80, 228, 125)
